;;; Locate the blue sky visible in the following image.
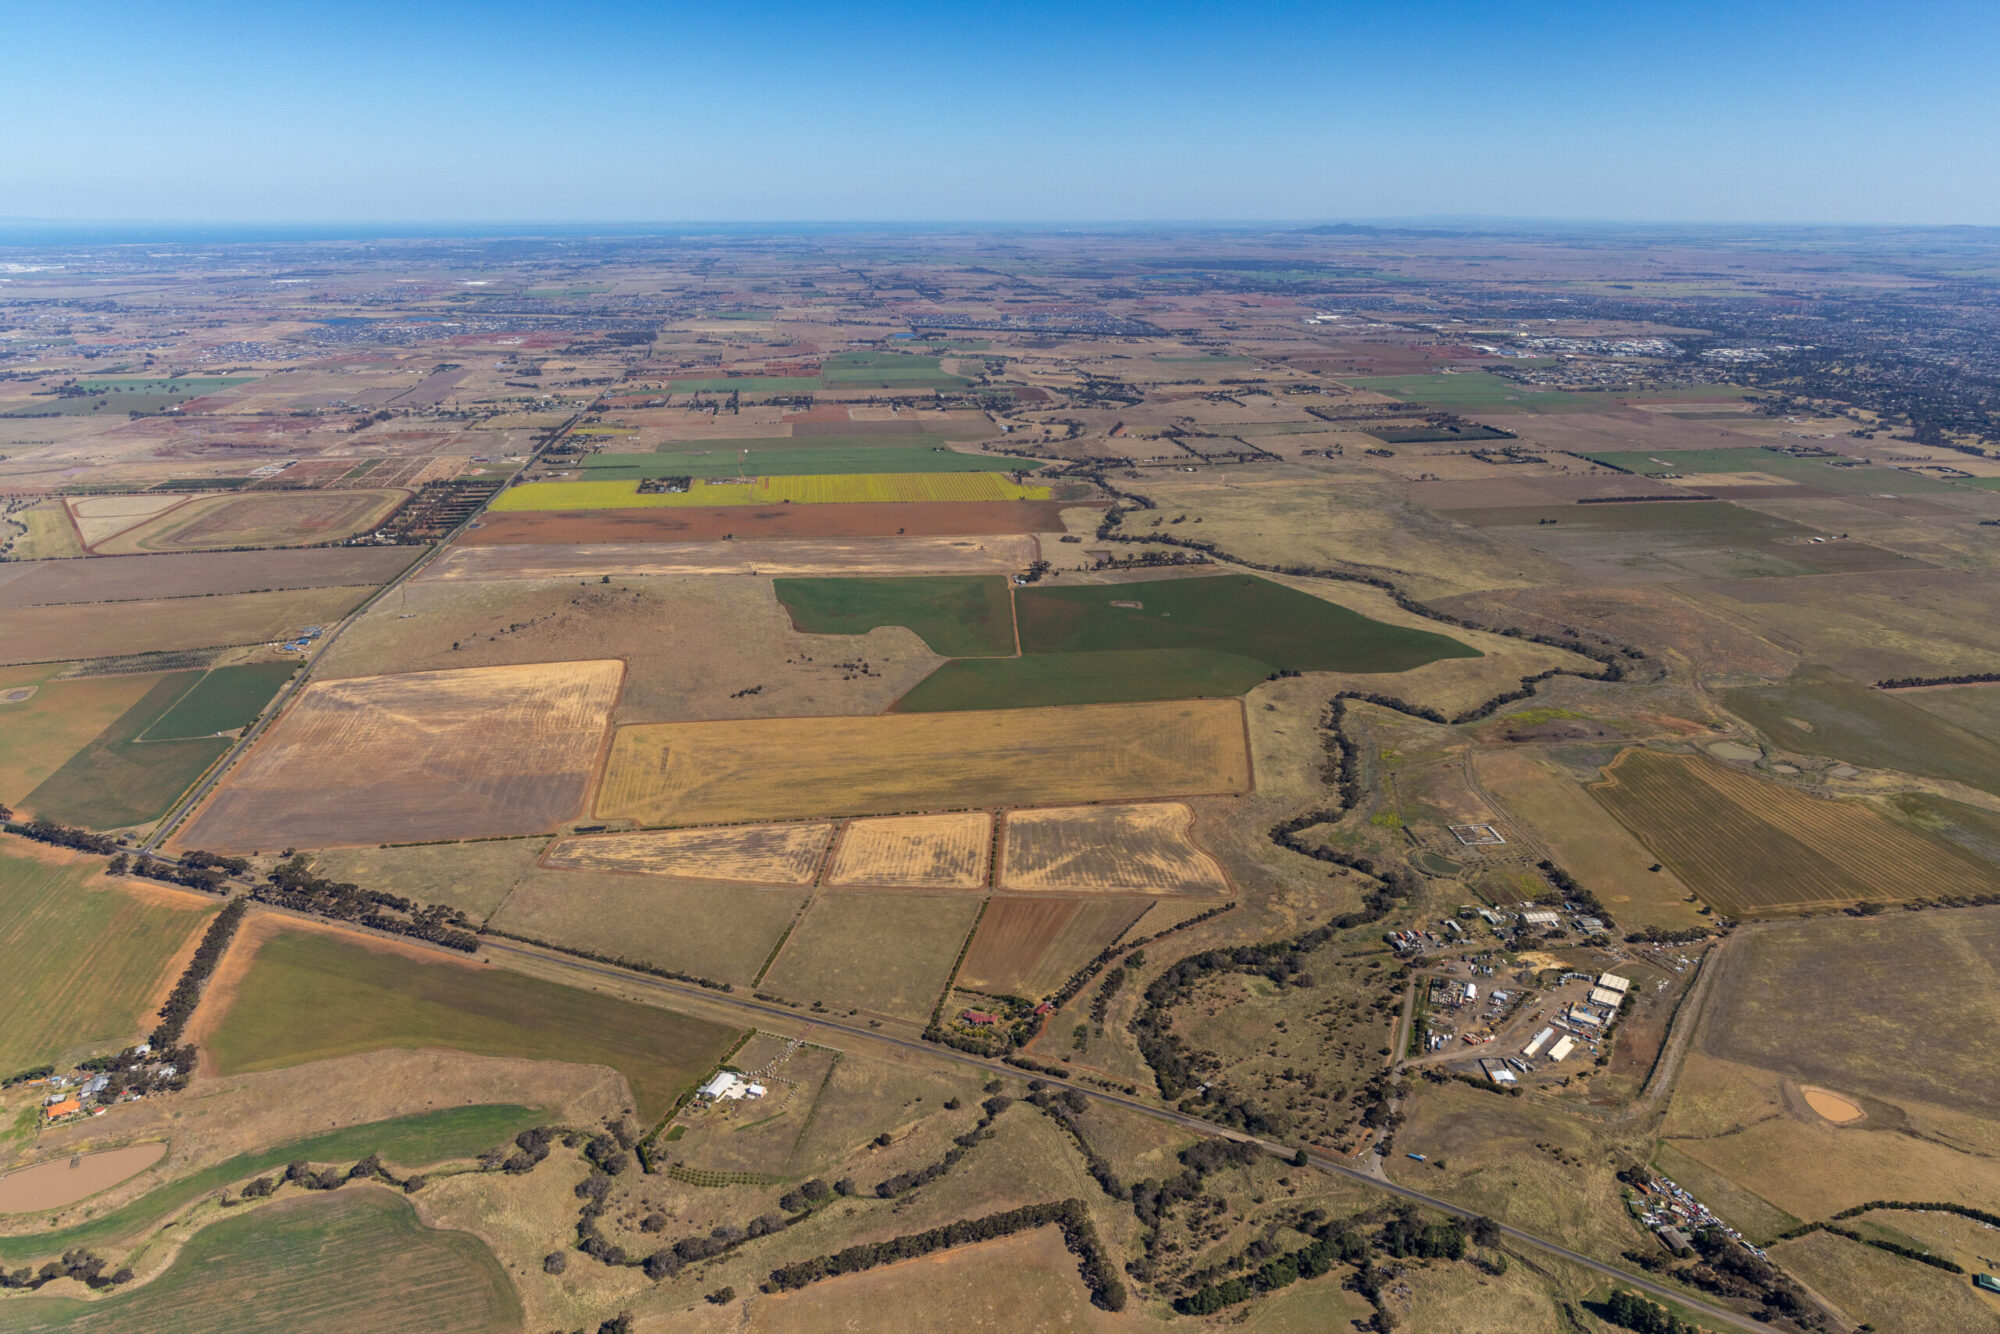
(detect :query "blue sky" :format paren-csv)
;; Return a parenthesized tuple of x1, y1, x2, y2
(3, 0, 1996, 224)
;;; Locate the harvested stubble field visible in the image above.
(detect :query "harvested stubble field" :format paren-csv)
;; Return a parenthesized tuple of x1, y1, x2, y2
(0, 847, 214, 1074)
(23, 671, 234, 829)
(543, 822, 832, 884)
(954, 897, 1146, 997)
(424, 535, 1041, 582)
(998, 802, 1228, 894)
(0, 585, 374, 667)
(1590, 749, 1996, 914)
(759, 891, 984, 1021)
(490, 472, 1051, 511)
(179, 660, 622, 850)
(595, 698, 1253, 826)
(0, 547, 412, 609)
(94, 488, 406, 554)
(824, 813, 992, 889)
(200, 923, 740, 1119)
(775, 574, 1016, 656)
(0, 663, 161, 807)
(457, 499, 1085, 544)
(0, 1188, 520, 1334)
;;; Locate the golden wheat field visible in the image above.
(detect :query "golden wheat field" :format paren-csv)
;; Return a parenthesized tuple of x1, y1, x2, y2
(180, 660, 623, 850)
(541, 822, 833, 883)
(1591, 749, 1996, 915)
(998, 801, 1229, 894)
(824, 813, 992, 888)
(594, 699, 1251, 826)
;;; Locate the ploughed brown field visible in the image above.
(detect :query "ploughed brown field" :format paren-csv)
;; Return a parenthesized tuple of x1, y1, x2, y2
(955, 897, 1147, 996)
(458, 499, 1091, 545)
(179, 660, 623, 851)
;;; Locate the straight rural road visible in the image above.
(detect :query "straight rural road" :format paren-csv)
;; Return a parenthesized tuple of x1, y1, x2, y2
(142, 406, 592, 853)
(474, 934, 1771, 1332)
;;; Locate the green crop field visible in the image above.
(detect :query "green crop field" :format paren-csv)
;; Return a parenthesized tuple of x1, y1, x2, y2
(0, 1188, 519, 1334)
(73, 377, 255, 395)
(820, 351, 969, 390)
(896, 647, 1274, 711)
(668, 374, 822, 395)
(139, 663, 295, 741)
(1726, 669, 2000, 798)
(1341, 374, 1600, 414)
(0, 848, 215, 1076)
(775, 575, 1017, 656)
(0, 1105, 539, 1263)
(577, 445, 1034, 479)
(207, 929, 741, 1118)
(22, 672, 230, 829)
(644, 433, 951, 453)
(1018, 574, 1478, 670)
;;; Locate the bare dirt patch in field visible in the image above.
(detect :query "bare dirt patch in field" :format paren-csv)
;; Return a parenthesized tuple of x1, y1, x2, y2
(0, 1142, 166, 1213)
(422, 536, 1040, 581)
(1801, 1087, 1864, 1123)
(543, 823, 832, 884)
(596, 699, 1253, 825)
(998, 802, 1227, 894)
(459, 500, 1089, 545)
(824, 813, 991, 889)
(179, 660, 622, 850)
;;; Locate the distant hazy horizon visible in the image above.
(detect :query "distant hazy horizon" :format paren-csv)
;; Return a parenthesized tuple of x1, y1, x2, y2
(5, 0, 1996, 226)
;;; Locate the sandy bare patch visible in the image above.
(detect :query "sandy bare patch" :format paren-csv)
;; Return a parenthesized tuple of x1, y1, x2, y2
(825, 813, 992, 888)
(1801, 1086, 1864, 1124)
(0, 1142, 166, 1213)
(543, 823, 831, 884)
(999, 802, 1228, 894)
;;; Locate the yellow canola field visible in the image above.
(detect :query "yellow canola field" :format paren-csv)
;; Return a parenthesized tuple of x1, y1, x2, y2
(490, 472, 1051, 511)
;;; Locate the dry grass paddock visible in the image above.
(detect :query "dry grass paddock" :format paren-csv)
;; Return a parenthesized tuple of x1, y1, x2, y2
(998, 802, 1228, 894)
(596, 698, 1252, 826)
(179, 660, 622, 850)
(542, 823, 832, 884)
(824, 813, 992, 889)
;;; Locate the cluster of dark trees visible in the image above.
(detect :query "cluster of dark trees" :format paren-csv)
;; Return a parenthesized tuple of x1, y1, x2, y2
(1874, 670, 2000, 689)
(764, 1197, 1126, 1311)
(151, 898, 246, 1051)
(1674, 1226, 1814, 1323)
(0, 1250, 131, 1292)
(1024, 1082, 1126, 1201)
(1833, 1199, 2000, 1228)
(114, 848, 246, 894)
(1178, 1224, 1370, 1314)
(1625, 926, 1710, 945)
(1602, 1290, 1707, 1334)
(1536, 858, 1615, 928)
(872, 1095, 1009, 1198)
(8, 816, 117, 855)
(640, 1177, 835, 1280)
(1320, 698, 1363, 809)
(257, 855, 477, 952)
(1090, 958, 1132, 1024)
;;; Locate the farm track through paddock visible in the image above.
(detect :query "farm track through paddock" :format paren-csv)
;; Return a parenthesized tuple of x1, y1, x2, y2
(595, 698, 1254, 826)
(998, 802, 1229, 894)
(456, 499, 1091, 544)
(824, 812, 992, 888)
(1591, 749, 1998, 915)
(541, 822, 832, 884)
(177, 659, 623, 851)
(422, 535, 1043, 582)
(0, 547, 415, 609)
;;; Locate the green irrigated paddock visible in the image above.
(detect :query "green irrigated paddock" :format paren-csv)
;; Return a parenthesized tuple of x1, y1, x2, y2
(22, 672, 230, 829)
(1341, 373, 1600, 414)
(1017, 573, 1479, 672)
(207, 929, 741, 1119)
(139, 663, 296, 741)
(0, 1187, 520, 1334)
(895, 647, 1275, 712)
(775, 575, 1017, 657)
